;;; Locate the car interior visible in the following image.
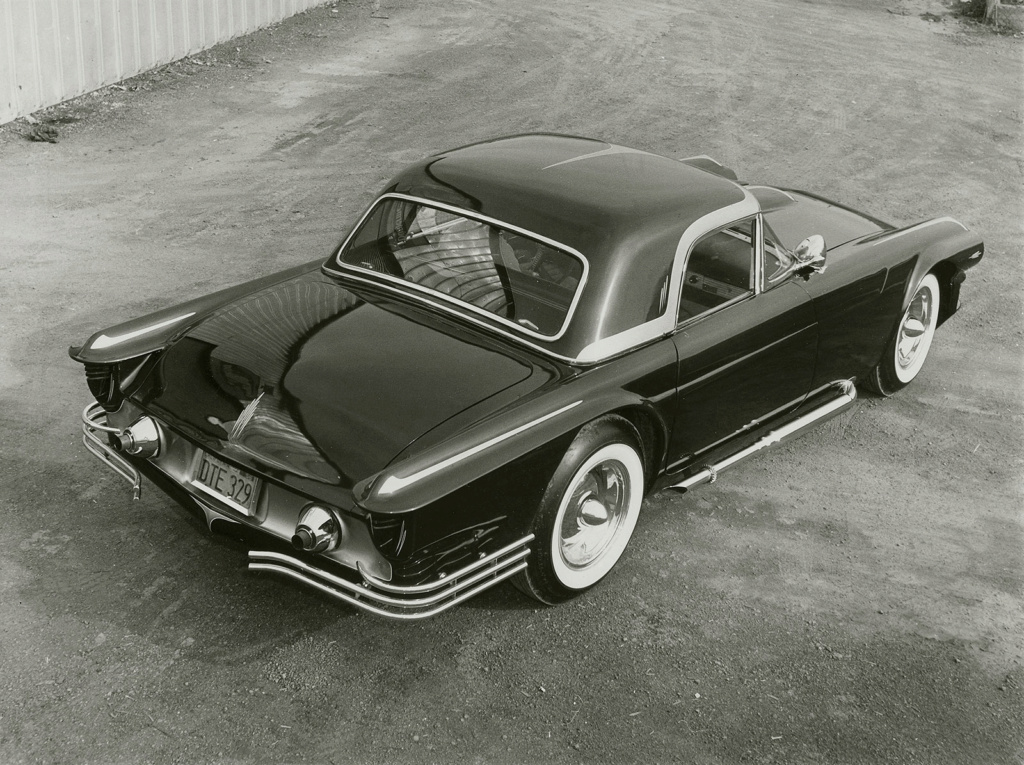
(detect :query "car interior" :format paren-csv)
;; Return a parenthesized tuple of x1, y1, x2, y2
(678, 218, 755, 322)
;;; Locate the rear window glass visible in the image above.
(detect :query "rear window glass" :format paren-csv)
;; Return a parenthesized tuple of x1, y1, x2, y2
(336, 198, 585, 337)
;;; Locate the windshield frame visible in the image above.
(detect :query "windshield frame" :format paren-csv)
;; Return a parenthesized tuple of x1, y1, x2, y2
(323, 193, 590, 342)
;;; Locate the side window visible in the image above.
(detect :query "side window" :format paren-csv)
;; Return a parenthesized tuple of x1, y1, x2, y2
(678, 218, 755, 323)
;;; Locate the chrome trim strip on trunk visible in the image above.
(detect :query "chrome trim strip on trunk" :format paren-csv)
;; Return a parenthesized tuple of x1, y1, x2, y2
(247, 534, 534, 620)
(81, 401, 143, 499)
(670, 380, 857, 492)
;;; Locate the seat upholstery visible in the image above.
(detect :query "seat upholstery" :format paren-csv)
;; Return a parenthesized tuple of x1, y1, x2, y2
(394, 219, 510, 316)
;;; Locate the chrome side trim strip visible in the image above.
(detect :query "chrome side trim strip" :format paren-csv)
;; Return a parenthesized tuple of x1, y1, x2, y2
(376, 400, 582, 496)
(671, 380, 857, 492)
(868, 216, 967, 246)
(81, 401, 142, 499)
(248, 534, 534, 620)
(674, 326, 811, 396)
(665, 381, 819, 474)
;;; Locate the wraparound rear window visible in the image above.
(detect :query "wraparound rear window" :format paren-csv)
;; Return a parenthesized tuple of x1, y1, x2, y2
(334, 197, 586, 339)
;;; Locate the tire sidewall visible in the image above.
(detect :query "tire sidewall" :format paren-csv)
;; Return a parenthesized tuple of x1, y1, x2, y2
(893, 274, 940, 384)
(523, 418, 644, 604)
(548, 441, 644, 590)
(868, 272, 941, 397)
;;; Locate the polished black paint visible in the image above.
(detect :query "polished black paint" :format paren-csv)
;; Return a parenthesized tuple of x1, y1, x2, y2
(355, 337, 680, 515)
(71, 260, 322, 365)
(766, 188, 889, 250)
(71, 134, 984, 595)
(800, 218, 982, 387)
(669, 281, 818, 466)
(137, 270, 547, 497)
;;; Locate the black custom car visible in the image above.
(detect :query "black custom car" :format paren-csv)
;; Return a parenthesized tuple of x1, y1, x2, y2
(72, 134, 983, 619)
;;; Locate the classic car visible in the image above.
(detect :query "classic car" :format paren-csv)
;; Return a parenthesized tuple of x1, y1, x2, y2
(72, 134, 983, 619)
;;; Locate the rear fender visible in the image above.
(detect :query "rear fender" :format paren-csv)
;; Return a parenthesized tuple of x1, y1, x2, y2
(69, 260, 321, 365)
(356, 386, 669, 516)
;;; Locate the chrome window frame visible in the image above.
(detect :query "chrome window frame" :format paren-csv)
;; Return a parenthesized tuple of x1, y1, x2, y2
(760, 215, 795, 290)
(322, 192, 590, 344)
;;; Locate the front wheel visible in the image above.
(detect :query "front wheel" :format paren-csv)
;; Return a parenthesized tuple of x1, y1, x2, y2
(865, 273, 941, 396)
(514, 418, 645, 604)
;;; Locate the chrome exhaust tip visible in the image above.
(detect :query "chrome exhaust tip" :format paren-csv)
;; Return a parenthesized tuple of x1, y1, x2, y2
(291, 504, 342, 553)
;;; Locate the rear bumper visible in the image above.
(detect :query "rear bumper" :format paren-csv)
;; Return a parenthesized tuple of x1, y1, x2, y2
(248, 535, 532, 620)
(81, 400, 531, 619)
(81, 401, 143, 498)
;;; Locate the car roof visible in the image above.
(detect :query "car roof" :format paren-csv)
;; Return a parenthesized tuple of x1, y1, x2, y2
(363, 134, 753, 362)
(382, 134, 745, 258)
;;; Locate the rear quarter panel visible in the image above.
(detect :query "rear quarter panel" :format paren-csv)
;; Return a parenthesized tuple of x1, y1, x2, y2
(357, 337, 678, 582)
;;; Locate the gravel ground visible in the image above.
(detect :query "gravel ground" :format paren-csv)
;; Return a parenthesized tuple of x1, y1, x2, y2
(0, 1, 1021, 763)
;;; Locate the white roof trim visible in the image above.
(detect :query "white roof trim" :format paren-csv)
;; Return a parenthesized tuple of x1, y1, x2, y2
(576, 188, 760, 363)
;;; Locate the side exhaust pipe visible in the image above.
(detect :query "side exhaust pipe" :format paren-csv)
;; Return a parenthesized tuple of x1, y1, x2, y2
(671, 380, 857, 492)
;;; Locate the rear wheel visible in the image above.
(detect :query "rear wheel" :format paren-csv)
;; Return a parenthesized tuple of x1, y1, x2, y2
(514, 418, 644, 604)
(865, 273, 941, 396)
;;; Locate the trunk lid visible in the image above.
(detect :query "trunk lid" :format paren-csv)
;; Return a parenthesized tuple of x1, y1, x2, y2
(137, 270, 541, 494)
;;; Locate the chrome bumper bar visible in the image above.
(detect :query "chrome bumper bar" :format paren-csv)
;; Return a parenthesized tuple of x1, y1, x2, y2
(248, 534, 534, 620)
(81, 401, 143, 500)
(82, 398, 533, 618)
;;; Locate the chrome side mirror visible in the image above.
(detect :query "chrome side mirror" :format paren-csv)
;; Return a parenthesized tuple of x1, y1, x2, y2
(766, 234, 828, 285)
(793, 235, 827, 276)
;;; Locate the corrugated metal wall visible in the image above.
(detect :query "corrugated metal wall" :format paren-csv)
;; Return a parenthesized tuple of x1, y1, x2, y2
(0, 0, 327, 125)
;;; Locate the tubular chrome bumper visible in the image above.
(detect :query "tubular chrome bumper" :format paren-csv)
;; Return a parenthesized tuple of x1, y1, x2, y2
(248, 534, 534, 620)
(81, 401, 143, 500)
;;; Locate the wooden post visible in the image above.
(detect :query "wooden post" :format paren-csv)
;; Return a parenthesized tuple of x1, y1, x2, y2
(985, 0, 1000, 21)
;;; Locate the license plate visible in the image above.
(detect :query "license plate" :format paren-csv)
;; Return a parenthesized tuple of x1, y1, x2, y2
(190, 451, 261, 515)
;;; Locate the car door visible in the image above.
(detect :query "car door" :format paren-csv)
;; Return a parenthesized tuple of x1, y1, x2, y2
(666, 215, 818, 470)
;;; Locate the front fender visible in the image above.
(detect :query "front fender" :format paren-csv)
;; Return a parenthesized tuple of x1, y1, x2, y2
(900, 221, 983, 325)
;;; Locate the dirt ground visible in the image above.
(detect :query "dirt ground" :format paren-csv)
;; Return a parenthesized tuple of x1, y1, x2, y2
(0, 0, 1021, 763)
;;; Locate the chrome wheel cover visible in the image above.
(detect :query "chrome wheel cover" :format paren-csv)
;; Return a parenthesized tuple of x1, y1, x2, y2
(559, 461, 629, 569)
(550, 442, 643, 590)
(897, 291, 933, 369)
(894, 275, 940, 384)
